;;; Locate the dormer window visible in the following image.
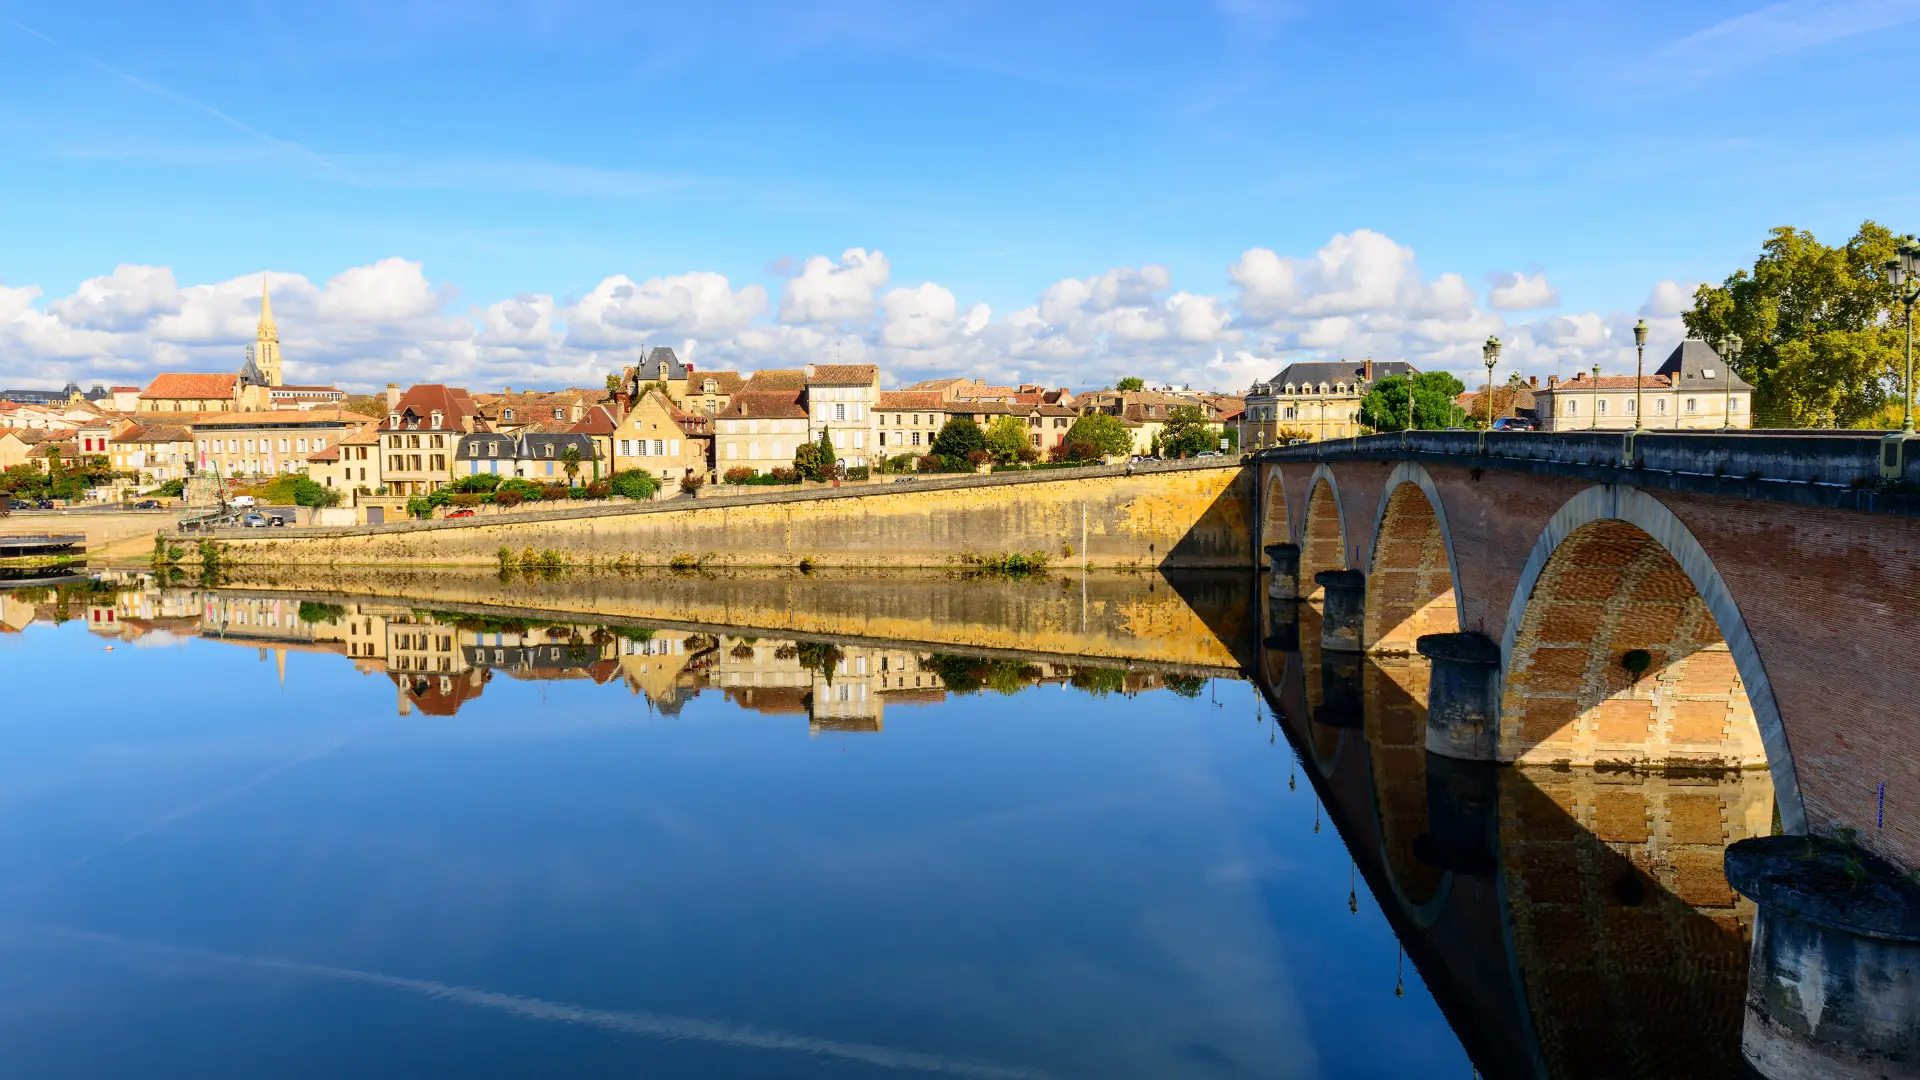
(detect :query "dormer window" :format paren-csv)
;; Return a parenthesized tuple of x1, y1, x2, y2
(1285, 384, 1296, 395)
(388, 413, 399, 427)
(1335, 383, 1347, 395)
(551, 408, 563, 420)
(503, 408, 514, 421)
(430, 411, 443, 429)
(544, 442, 555, 456)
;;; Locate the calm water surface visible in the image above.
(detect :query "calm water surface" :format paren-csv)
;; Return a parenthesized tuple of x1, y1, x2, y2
(0, 572, 1760, 1078)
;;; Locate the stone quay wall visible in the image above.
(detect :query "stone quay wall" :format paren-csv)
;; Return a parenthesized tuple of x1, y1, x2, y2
(176, 460, 1255, 571)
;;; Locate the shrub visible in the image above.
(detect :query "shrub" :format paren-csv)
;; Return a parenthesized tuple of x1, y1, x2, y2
(540, 483, 569, 501)
(680, 473, 706, 494)
(451, 473, 501, 494)
(609, 470, 660, 500)
(845, 466, 869, 481)
(497, 477, 544, 501)
(405, 496, 433, 519)
(154, 479, 185, 498)
(585, 479, 612, 498)
(882, 453, 918, 474)
(668, 553, 701, 571)
(449, 492, 482, 507)
(770, 467, 799, 484)
(1016, 445, 1040, 463)
(493, 488, 524, 508)
(1063, 439, 1100, 462)
(930, 417, 986, 460)
(916, 454, 942, 473)
(965, 449, 990, 467)
(724, 467, 754, 484)
(965, 551, 1049, 575)
(565, 485, 590, 500)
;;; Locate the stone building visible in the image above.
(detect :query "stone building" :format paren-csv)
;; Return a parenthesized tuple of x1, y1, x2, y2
(714, 390, 810, 476)
(610, 390, 708, 489)
(190, 408, 356, 479)
(1533, 341, 1753, 432)
(875, 391, 947, 456)
(378, 384, 483, 495)
(109, 423, 195, 484)
(1244, 359, 1416, 445)
(805, 363, 881, 468)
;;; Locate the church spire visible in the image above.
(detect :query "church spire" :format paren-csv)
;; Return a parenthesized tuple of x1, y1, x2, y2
(258, 278, 277, 342)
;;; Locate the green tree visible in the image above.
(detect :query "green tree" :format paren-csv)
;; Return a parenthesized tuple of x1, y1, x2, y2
(982, 415, 1029, 463)
(1159, 404, 1216, 457)
(930, 417, 986, 461)
(793, 427, 837, 480)
(608, 470, 661, 500)
(1359, 371, 1467, 432)
(1115, 376, 1145, 391)
(561, 445, 584, 485)
(1684, 222, 1905, 428)
(604, 372, 622, 396)
(1063, 412, 1134, 457)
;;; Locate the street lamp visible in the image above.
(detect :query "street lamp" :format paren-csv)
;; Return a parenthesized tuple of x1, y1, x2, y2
(1632, 319, 1649, 433)
(1721, 332, 1742, 431)
(1482, 336, 1501, 430)
(1888, 238, 1920, 435)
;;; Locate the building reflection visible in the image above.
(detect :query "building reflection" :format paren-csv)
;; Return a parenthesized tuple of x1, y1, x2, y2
(1256, 593, 1768, 1079)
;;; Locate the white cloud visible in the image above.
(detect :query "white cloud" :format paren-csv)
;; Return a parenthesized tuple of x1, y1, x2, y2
(0, 237, 1709, 397)
(779, 248, 890, 324)
(1487, 271, 1558, 311)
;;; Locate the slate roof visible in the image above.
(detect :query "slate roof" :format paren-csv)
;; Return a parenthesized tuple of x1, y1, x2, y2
(455, 430, 598, 461)
(1256, 360, 1416, 392)
(1656, 339, 1754, 391)
(637, 346, 689, 382)
(141, 373, 238, 400)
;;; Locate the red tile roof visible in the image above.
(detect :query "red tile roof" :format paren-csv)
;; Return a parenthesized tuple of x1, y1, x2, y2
(717, 390, 808, 419)
(742, 369, 807, 392)
(876, 392, 947, 410)
(805, 364, 878, 385)
(141, 373, 237, 400)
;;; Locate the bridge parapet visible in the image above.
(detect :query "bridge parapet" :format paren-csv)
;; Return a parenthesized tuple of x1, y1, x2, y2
(1258, 431, 1920, 515)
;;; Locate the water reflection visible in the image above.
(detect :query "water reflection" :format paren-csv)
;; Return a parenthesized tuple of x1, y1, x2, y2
(1256, 593, 1769, 1079)
(0, 569, 1772, 1078)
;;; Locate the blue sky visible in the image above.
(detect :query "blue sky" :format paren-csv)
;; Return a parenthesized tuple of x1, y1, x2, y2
(2, 0, 1916, 393)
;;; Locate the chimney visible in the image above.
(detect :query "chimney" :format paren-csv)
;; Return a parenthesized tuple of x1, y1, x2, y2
(615, 391, 631, 417)
(804, 363, 817, 379)
(385, 383, 400, 411)
(1363, 358, 1373, 383)
(1547, 375, 1558, 389)
(1529, 375, 1539, 388)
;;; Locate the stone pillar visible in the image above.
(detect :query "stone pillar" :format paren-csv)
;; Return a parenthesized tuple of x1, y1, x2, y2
(1725, 836, 1920, 1080)
(1314, 570, 1366, 653)
(1314, 653, 1363, 729)
(1263, 599, 1300, 653)
(1264, 543, 1301, 600)
(1417, 632, 1503, 761)
(1413, 753, 1497, 878)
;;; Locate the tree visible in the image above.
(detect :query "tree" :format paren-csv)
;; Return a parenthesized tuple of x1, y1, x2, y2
(982, 415, 1030, 463)
(604, 372, 622, 396)
(1115, 376, 1145, 392)
(1359, 371, 1468, 432)
(1063, 412, 1134, 458)
(1684, 222, 1904, 428)
(930, 417, 986, 461)
(1159, 404, 1216, 457)
(561, 445, 584, 485)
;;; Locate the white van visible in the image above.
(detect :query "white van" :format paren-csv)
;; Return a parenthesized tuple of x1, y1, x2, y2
(229, 495, 257, 508)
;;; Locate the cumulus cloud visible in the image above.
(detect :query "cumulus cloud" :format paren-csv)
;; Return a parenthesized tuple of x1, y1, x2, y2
(779, 248, 890, 324)
(1487, 271, 1558, 311)
(0, 235, 1706, 396)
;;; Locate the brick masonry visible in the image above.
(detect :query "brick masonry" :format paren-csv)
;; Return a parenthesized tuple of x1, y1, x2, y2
(1261, 456, 1920, 869)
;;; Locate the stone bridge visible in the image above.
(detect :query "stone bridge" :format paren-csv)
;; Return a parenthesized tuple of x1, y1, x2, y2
(1252, 429, 1920, 1078)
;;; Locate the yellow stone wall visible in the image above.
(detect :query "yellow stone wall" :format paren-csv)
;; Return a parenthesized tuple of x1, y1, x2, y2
(188, 463, 1256, 570)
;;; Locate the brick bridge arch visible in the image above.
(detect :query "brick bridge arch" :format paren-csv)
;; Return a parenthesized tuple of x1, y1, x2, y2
(1296, 465, 1347, 601)
(1363, 462, 1464, 655)
(1260, 470, 1291, 547)
(1496, 485, 1806, 833)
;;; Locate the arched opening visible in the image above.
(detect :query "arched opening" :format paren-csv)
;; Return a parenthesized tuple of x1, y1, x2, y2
(1261, 471, 1290, 548)
(1364, 481, 1460, 655)
(1297, 477, 1344, 602)
(1365, 656, 1444, 908)
(1499, 519, 1766, 768)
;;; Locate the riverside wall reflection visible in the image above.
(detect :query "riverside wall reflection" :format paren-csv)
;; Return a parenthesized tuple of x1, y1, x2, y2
(1256, 595, 1773, 1080)
(3, 569, 1777, 1077)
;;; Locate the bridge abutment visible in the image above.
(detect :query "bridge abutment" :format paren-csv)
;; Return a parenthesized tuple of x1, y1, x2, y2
(1315, 569, 1366, 653)
(1417, 631, 1502, 761)
(1725, 836, 1920, 1080)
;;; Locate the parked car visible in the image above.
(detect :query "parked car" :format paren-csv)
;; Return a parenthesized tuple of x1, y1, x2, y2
(1491, 417, 1536, 431)
(446, 509, 476, 518)
(1196, 450, 1222, 458)
(229, 495, 257, 508)
(240, 512, 271, 528)
(132, 499, 162, 509)
(6, 499, 31, 510)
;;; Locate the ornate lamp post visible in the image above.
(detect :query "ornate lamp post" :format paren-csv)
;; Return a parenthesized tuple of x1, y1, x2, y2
(1482, 336, 1501, 430)
(1721, 332, 1742, 431)
(1632, 319, 1649, 433)
(1888, 239, 1920, 435)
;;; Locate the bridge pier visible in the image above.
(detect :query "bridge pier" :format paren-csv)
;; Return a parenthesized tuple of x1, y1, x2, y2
(1263, 543, 1301, 600)
(1725, 837, 1920, 1080)
(1263, 601, 1300, 653)
(1314, 570, 1366, 653)
(1314, 653, 1364, 730)
(1414, 753, 1498, 878)
(1417, 632, 1503, 761)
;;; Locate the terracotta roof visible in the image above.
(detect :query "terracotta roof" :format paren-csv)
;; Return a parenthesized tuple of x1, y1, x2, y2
(141, 373, 237, 400)
(306, 444, 341, 462)
(569, 403, 619, 436)
(877, 392, 947, 410)
(742, 369, 807, 392)
(340, 422, 382, 445)
(115, 424, 193, 444)
(272, 384, 343, 393)
(954, 402, 1030, 416)
(380, 385, 482, 431)
(904, 378, 966, 391)
(805, 364, 878, 385)
(1034, 404, 1078, 417)
(1539, 375, 1670, 391)
(190, 407, 358, 428)
(688, 371, 746, 394)
(717, 390, 808, 420)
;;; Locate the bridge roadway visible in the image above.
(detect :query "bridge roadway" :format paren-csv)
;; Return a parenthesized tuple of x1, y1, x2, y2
(1253, 428, 1920, 1079)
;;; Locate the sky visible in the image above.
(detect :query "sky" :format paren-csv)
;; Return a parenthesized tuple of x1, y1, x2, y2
(1, 0, 1917, 394)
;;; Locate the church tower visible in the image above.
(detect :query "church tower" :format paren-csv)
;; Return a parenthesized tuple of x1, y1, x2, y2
(250, 279, 283, 387)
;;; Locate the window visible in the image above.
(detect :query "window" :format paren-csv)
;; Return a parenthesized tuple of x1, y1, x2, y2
(503, 408, 514, 421)
(1731, 398, 1742, 413)
(1703, 368, 1717, 379)
(911, 431, 921, 446)
(389, 434, 402, 448)
(1685, 398, 1697, 413)
(1597, 399, 1608, 416)
(431, 411, 443, 429)
(1566, 400, 1578, 416)
(431, 455, 445, 471)
(835, 403, 846, 422)
(279, 438, 290, 452)
(408, 435, 421, 449)
(652, 439, 664, 456)
(1626, 399, 1636, 415)
(1657, 399, 1668, 415)
(431, 435, 445, 448)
